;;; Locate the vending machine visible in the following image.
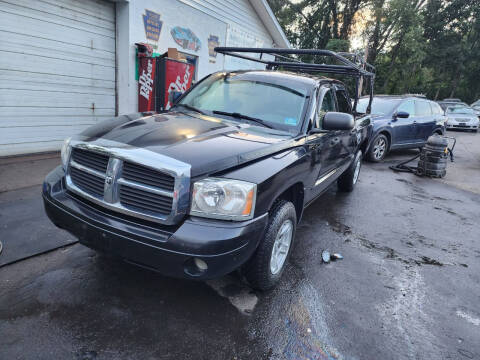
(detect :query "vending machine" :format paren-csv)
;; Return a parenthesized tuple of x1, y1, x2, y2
(138, 55, 195, 112)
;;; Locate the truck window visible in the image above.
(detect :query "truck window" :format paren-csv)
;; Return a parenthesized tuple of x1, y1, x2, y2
(336, 89, 351, 113)
(316, 89, 336, 128)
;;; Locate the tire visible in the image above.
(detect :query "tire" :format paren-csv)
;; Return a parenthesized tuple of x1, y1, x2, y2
(337, 150, 362, 192)
(244, 200, 297, 291)
(367, 134, 389, 162)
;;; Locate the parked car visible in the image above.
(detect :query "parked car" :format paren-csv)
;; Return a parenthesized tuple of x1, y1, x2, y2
(445, 105, 479, 132)
(471, 100, 480, 118)
(437, 100, 468, 111)
(356, 95, 445, 162)
(43, 48, 374, 290)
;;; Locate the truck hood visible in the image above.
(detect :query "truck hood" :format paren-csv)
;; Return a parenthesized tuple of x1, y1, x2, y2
(76, 112, 299, 177)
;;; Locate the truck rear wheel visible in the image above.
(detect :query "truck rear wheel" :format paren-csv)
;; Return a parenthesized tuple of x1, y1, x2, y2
(337, 150, 362, 192)
(244, 200, 296, 291)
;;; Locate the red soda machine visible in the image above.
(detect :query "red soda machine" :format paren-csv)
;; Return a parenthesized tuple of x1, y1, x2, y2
(137, 47, 195, 112)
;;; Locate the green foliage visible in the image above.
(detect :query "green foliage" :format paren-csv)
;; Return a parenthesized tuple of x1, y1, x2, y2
(268, 0, 480, 103)
(326, 39, 351, 52)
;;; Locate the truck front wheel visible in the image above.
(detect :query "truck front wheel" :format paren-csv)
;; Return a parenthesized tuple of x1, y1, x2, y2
(244, 200, 297, 291)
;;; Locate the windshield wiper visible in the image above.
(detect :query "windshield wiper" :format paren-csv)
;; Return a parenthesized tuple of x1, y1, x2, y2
(212, 110, 273, 129)
(173, 103, 206, 115)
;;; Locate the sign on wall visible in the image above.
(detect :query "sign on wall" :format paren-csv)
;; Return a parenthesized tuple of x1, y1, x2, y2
(170, 26, 201, 51)
(142, 10, 163, 51)
(208, 35, 220, 63)
(224, 25, 272, 70)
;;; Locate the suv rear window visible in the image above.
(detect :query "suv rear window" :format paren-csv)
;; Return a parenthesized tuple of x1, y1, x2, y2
(415, 101, 432, 116)
(430, 102, 444, 115)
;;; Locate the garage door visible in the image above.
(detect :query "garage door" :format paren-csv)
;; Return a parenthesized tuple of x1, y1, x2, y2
(0, 0, 116, 157)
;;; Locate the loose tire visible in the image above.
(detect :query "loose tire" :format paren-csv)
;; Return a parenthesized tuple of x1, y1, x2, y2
(338, 150, 362, 192)
(367, 134, 389, 162)
(244, 200, 296, 291)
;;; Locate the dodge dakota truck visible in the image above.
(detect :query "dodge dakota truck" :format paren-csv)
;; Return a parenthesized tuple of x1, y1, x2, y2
(43, 48, 374, 290)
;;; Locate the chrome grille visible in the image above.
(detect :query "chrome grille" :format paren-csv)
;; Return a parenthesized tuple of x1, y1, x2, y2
(65, 143, 191, 225)
(71, 148, 109, 173)
(119, 185, 173, 215)
(70, 166, 105, 198)
(122, 161, 175, 192)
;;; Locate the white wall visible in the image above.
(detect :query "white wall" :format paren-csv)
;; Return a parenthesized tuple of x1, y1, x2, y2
(116, 0, 275, 115)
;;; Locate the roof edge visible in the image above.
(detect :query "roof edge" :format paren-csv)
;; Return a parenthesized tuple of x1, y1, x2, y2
(248, 0, 291, 48)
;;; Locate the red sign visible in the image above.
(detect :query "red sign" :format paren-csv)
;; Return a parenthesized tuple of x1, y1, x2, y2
(164, 60, 194, 110)
(138, 57, 156, 111)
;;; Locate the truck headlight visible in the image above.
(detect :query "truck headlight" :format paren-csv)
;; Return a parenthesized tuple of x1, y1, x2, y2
(190, 178, 256, 220)
(61, 137, 72, 170)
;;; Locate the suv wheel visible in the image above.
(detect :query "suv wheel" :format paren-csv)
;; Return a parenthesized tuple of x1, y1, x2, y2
(244, 200, 296, 291)
(368, 134, 389, 162)
(338, 150, 362, 192)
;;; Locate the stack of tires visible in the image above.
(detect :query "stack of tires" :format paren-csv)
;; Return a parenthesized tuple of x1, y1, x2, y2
(416, 135, 448, 178)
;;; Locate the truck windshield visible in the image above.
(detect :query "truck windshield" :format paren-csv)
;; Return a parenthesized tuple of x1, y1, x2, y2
(177, 72, 309, 132)
(356, 97, 401, 115)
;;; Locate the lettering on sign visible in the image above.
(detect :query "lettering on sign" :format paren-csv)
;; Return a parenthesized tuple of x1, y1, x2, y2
(143, 10, 163, 51)
(139, 60, 153, 100)
(166, 65, 192, 110)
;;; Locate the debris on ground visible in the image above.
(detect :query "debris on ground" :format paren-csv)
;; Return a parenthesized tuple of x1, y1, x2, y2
(331, 253, 344, 261)
(322, 250, 331, 263)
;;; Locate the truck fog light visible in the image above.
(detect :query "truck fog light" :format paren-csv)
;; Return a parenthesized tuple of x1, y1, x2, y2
(194, 258, 208, 271)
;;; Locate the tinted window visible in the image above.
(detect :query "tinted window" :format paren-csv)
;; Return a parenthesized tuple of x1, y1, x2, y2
(430, 102, 444, 115)
(397, 100, 416, 116)
(336, 90, 351, 113)
(316, 89, 336, 128)
(357, 97, 401, 115)
(415, 101, 431, 115)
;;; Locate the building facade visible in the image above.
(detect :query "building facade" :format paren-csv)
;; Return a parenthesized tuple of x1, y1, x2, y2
(0, 0, 289, 157)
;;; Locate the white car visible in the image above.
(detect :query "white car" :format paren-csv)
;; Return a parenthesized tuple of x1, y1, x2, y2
(471, 101, 480, 118)
(445, 105, 479, 132)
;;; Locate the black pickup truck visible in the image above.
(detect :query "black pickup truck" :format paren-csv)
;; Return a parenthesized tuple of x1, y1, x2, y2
(43, 48, 374, 290)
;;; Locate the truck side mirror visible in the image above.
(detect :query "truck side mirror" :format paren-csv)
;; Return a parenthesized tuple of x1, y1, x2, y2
(323, 112, 354, 131)
(168, 90, 183, 105)
(395, 111, 410, 119)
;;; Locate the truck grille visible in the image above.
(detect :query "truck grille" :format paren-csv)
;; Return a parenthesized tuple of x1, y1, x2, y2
(71, 148, 109, 173)
(66, 145, 189, 225)
(122, 162, 175, 192)
(119, 185, 173, 215)
(70, 166, 105, 198)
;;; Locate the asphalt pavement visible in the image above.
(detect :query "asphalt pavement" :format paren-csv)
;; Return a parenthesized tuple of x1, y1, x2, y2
(1, 131, 479, 360)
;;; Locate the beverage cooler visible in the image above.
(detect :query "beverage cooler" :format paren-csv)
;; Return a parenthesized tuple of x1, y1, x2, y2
(138, 57, 195, 112)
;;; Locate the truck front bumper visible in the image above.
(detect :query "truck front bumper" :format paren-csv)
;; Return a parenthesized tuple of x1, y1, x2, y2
(43, 166, 268, 280)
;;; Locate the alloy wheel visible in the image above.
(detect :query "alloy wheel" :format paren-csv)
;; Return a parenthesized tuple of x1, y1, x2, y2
(270, 219, 293, 275)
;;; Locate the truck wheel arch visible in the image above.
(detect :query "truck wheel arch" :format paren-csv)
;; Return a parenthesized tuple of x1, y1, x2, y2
(267, 182, 304, 224)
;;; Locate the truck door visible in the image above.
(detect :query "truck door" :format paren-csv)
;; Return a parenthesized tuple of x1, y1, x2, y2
(393, 100, 417, 144)
(334, 86, 356, 168)
(306, 87, 341, 200)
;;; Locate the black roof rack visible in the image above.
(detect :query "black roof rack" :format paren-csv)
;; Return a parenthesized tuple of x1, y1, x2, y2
(214, 47, 375, 115)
